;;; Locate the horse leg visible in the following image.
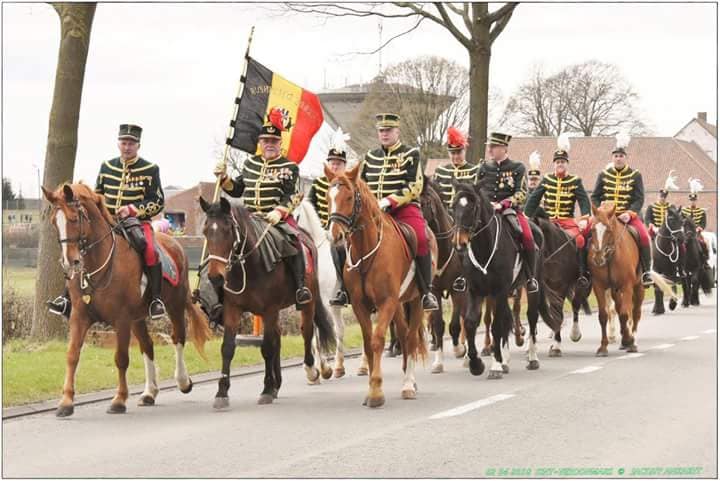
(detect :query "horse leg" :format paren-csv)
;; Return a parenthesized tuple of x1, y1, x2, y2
(431, 296, 445, 374)
(614, 286, 634, 351)
(652, 285, 665, 315)
(629, 283, 645, 351)
(606, 291, 619, 344)
(167, 302, 192, 394)
(488, 297, 512, 379)
(449, 291, 467, 358)
(351, 302, 374, 402)
(213, 303, 241, 410)
(300, 301, 321, 385)
(669, 284, 678, 311)
(594, 286, 609, 357)
(331, 305, 346, 378)
(525, 290, 540, 371)
(402, 301, 424, 399)
(691, 272, 701, 305)
(366, 300, 397, 408)
(549, 330, 563, 357)
(131, 321, 159, 406)
(513, 289, 525, 346)
(570, 292, 583, 342)
(56, 316, 89, 417)
(389, 320, 401, 357)
(259, 312, 281, 404)
(107, 322, 131, 414)
(682, 274, 691, 307)
(481, 297, 493, 357)
(464, 295, 485, 376)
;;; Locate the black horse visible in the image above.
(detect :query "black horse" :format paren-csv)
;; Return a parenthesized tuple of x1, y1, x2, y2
(199, 197, 335, 408)
(452, 183, 557, 378)
(679, 212, 713, 306)
(650, 205, 684, 314)
(532, 216, 592, 356)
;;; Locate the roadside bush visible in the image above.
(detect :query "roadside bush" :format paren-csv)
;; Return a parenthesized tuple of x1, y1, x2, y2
(2, 287, 33, 342)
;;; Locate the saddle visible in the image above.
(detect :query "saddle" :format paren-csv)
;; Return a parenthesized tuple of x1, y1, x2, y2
(389, 218, 417, 260)
(119, 219, 179, 286)
(626, 224, 641, 246)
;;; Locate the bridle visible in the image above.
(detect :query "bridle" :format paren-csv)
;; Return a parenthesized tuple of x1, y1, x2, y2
(455, 196, 501, 275)
(590, 217, 627, 267)
(55, 200, 117, 290)
(654, 213, 683, 263)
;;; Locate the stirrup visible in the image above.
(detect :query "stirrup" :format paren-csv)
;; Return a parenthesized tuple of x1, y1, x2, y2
(422, 292, 440, 311)
(452, 277, 467, 292)
(296, 287, 313, 305)
(329, 290, 348, 307)
(47, 296, 70, 318)
(526, 278, 539, 293)
(149, 299, 167, 320)
(577, 275, 591, 289)
(641, 272, 653, 287)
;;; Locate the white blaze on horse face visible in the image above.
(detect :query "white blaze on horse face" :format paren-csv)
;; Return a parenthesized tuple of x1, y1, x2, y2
(56, 210, 70, 268)
(458, 196, 468, 207)
(595, 222, 607, 248)
(211, 222, 219, 232)
(328, 185, 340, 214)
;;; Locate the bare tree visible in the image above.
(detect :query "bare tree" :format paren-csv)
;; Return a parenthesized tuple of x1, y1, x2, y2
(503, 60, 650, 137)
(348, 56, 468, 160)
(284, 2, 519, 161)
(32, 3, 96, 339)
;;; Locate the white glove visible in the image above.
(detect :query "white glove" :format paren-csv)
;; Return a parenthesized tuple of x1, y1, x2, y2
(378, 198, 392, 212)
(577, 219, 588, 231)
(265, 209, 283, 225)
(618, 213, 631, 224)
(213, 161, 227, 179)
(491, 202, 502, 211)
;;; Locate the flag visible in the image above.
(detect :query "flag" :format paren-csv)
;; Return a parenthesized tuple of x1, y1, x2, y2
(229, 57, 324, 163)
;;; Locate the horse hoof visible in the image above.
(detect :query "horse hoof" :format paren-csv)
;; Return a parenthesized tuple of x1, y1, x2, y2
(619, 344, 628, 351)
(502, 364, 510, 374)
(401, 388, 416, 400)
(515, 337, 525, 347)
(548, 348, 562, 358)
(487, 370, 503, 380)
(272, 388, 279, 399)
(462, 357, 470, 368)
(652, 310, 664, 316)
(596, 349, 608, 357)
(356, 367, 369, 376)
(468, 358, 485, 376)
(627, 345, 638, 353)
(213, 397, 230, 410)
(429, 343, 438, 352)
(321, 366, 333, 380)
(366, 395, 385, 408)
(258, 394, 274, 405)
(138, 395, 155, 406)
(56, 405, 74, 418)
(334, 367, 346, 379)
(179, 379, 193, 394)
(526, 360, 540, 370)
(669, 299, 677, 310)
(431, 363, 444, 374)
(480, 347, 493, 357)
(305, 366, 320, 383)
(362, 397, 368, 406)
(453, 344, 466, 358)
(608, 336, 618, 343)
(570, 331, 582, 343)
(106, 403, 127, 414)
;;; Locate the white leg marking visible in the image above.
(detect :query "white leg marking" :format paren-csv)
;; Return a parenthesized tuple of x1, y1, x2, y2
(142, 353, 159, 398)
(527, 337, 538, 363)
(429, 393, 515, 420)
(174, 343, 190, 390)
(432, 347, 444, 373)
(570, 322, 582, 342)
(571, 365, 603, 374)
(501, 341, 510, 366)
(551, 337, 562, 352)
(402, 358, 417, 393)
(56, 210, 70, 268)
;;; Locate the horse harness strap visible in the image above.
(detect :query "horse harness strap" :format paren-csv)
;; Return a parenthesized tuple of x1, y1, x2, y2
(467, 214, 501, 275)
(218, 211, 274, 296)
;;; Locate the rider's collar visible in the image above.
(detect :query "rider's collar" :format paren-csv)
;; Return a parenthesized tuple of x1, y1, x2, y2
(261, 154, 282, 162)
(611, 164, 629, 173)
(121, 156, 139, 167)
(383, 140, 402, 155)
(495, 154, 509, 164)
(453, 161, 467, 169)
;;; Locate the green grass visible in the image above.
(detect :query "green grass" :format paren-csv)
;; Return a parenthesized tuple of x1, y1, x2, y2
(3, 324, 365, 407)
(3, 267, 36, 298)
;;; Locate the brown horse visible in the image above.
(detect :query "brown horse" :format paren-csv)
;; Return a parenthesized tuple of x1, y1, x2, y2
(325, 164, 437, 407)
(589, 202, 672, 355)
(199, 196, 335, 408)
(42, 183, 211, 417)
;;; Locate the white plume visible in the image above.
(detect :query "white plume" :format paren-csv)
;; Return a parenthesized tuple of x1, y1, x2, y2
(663, 170, 679, 191)
(330, 127, 350, 154)
(528, 150, 541, 170)
(688, 177, 704, 194)
(557, 132, 571, 152)
(615, 131, 630, 150)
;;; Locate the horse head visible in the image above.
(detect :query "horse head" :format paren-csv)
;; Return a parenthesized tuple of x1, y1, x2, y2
(589, 201, 619, 266)
(680, 210, 698, 241)
(419, 177, 445, 235)
(42, 182, 113, 273)
(664, 205, 684, 241)
(324, 163, 377, 247)
(199, 196, 243, 288)
(451, 181, 492, 250)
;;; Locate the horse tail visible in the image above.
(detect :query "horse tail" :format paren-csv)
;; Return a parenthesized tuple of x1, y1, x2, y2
(538, 282, 563, 332)
(185, 296, 212, 361)
(313, 295, 336, 354)
(648, 271, 678, 301)
(699, 265, 714, 294)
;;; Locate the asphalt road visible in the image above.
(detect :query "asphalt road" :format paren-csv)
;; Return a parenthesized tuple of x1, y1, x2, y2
(3, 296, 717, 478)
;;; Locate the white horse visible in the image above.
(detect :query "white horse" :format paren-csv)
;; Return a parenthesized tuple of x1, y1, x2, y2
(295, 200, 348, 378)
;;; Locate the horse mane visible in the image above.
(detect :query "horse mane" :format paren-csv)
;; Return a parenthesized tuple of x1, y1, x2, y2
(342, 175, 383, 223)
(420, 177, 452, 232)
(65, 182, 116, 226)
(454, 182, 493, 219)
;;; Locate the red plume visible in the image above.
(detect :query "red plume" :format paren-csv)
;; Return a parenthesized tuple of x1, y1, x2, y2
(447, 127, 467, 147)
(268, 107, 285, 132)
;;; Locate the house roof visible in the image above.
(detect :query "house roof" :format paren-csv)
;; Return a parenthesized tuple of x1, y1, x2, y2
(674, 116, 718, 139)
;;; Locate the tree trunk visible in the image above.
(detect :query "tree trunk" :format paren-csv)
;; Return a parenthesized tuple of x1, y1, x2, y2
(31, 3, 96, 339)
(467, 45, 490, 163)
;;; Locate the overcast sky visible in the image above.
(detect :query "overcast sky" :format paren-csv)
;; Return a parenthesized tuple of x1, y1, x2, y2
(2, 2, 717, 197)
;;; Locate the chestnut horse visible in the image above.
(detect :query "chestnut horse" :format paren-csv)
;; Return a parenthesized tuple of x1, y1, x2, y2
(199, 197, 335, 408)
(325, 164, 437, 408)
(589, 202, 674, 355)
(42, 183, 211, 417)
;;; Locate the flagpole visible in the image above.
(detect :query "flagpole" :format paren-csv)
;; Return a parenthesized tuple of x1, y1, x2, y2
(194, 26, 255, 298)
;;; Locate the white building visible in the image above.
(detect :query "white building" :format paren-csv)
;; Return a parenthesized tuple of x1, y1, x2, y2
(674, 111, 717, 162)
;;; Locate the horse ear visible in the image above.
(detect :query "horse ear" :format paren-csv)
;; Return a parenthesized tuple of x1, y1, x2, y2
(346, 164, 360, 183)
(63, 184, 74, 203)
(609, 204, 616, 217)
(591, 204, 598, 216)
(324, 164, 335, 182)
(199, 196, 210, 213)
(41, 186, 56, 203)
(219, 196, 231, 214)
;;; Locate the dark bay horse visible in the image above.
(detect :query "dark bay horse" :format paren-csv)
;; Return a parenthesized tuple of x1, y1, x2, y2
(325, 164, 437, 407)
(452, 183, 551, 378)
(42, 183, 212, 417)
(651, 205, 685, 314)
(679, 213, 713, 306)
(199, 197, 335, 408)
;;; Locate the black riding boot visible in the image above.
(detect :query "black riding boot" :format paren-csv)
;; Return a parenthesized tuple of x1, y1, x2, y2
(522, 246, 539, 293)
(640, 243, 653, 286)
(329, 246, 349, 306)
(47, 286, 71, 319)
(148, 263, 167, 320)
(577, 246, 590, 289)
(290, 252, 312, 308)
(415, 254, 439, 311)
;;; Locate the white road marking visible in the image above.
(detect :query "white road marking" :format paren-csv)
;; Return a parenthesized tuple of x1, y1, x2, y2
(617, 353, 645, 360)
(570, 366, 603, 374)
(429, 394, 515, 420)
(648, 343, 675, 350)
(702, 329, 716, 334)
(680, 335, 700, 341)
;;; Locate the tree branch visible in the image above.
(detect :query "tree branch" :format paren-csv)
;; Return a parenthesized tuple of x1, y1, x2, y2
(391, 2, 472, 48)
(433, 2, 473, 48)
(489, 3, 517, 44)
(487, 2, 518, 24)
(284, 3, 417, 18)
(345, 16, 426, 55)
